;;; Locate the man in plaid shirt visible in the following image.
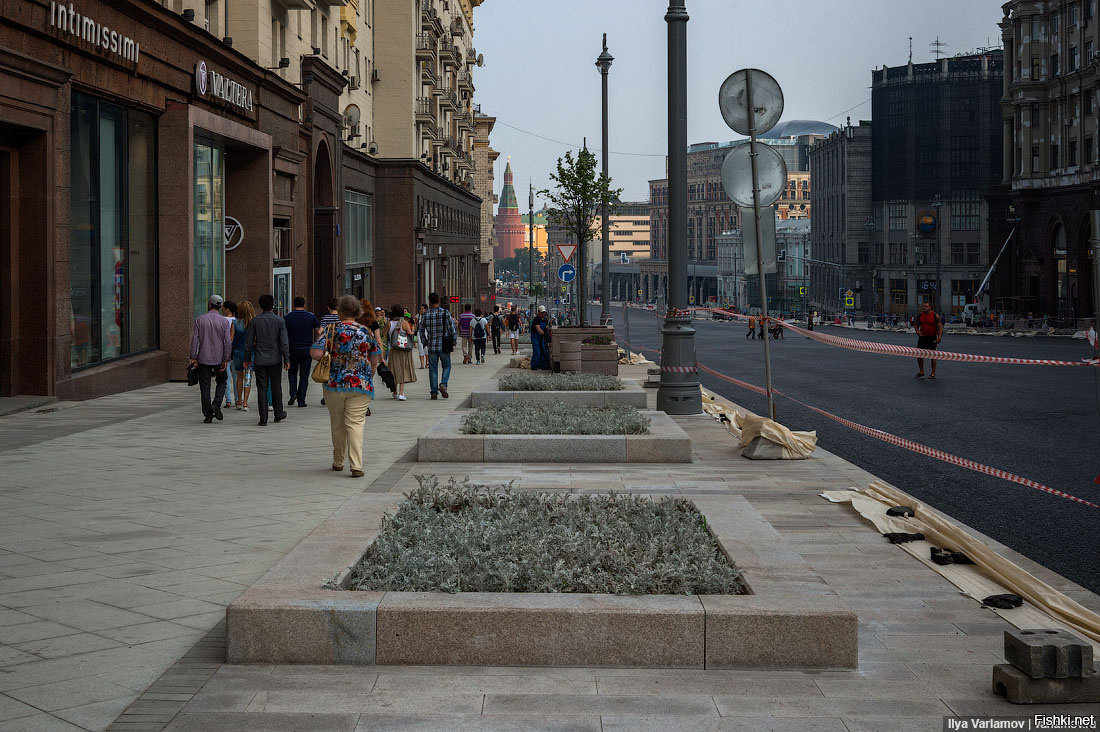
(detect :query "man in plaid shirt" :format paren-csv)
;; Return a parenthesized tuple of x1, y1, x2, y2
(416, 292, 457, 399)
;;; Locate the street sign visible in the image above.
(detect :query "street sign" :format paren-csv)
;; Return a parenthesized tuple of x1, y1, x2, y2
(556, 244, 577, 262)
(844, 297, 855, 308)
(721, 143, 787, 208)
(845, 289, 854, 298)
(637, 289, 642, 296)
(689, 295, 695, 304)
(561, 286, 567, 293)
(718, 68, 784, 136)
(740, 206, 777, 275)
(558, 263, 576, 283)
(799, 286, 806, 295)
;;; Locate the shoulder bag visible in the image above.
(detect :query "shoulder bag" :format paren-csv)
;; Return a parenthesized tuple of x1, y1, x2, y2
(311, 324, 336, 384)
(392, 324, 413, 351)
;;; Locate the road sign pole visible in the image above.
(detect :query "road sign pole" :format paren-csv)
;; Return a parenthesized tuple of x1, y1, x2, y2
(746, 71, 777, 421)
(656, 0, 702, 416)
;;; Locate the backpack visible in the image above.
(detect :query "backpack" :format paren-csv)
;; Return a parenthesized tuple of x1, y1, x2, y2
(490, 314, 502, 332)
(507, 314, 519, 331)
(473, 318, 486, 340)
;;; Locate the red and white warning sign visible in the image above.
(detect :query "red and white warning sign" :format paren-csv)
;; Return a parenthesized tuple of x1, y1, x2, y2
(556, 244, 577, 262)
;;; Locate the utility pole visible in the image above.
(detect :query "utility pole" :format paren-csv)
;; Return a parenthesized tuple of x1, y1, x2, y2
(597, 34, 614, 327)
(529, 182, 535, 311)
(656, 0, 701, 415)
(1091, 211, 1100, 353)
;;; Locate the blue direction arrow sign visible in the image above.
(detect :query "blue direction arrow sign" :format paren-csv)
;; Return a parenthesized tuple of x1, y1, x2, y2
(558, 263, 576, 283)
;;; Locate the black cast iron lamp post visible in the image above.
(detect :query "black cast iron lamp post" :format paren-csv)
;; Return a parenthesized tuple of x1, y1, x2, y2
(597, 34, 614, 327)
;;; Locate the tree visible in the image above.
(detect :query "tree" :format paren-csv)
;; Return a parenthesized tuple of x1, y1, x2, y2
(540, 146, 622, 326)
(529, 282, 546, 301)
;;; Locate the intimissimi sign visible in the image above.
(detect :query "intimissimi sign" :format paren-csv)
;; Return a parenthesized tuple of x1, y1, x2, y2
(48, 2, 140, 64)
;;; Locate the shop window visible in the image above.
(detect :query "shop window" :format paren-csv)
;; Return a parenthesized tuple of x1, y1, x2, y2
(193, 138, 224, 320)
(890, 279, 908, 307)
(69, 93, 157, 369)
(344, 189, 373, 266)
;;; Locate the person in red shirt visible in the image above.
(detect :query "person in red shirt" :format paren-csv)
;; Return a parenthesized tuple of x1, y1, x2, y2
(911, 300, 943, 379)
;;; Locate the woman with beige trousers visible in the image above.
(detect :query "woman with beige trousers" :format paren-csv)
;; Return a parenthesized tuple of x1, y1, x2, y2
(311, 296, 381, 478)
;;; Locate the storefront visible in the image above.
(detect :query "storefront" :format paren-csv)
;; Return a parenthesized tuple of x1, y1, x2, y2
(0, 0, 307, 398)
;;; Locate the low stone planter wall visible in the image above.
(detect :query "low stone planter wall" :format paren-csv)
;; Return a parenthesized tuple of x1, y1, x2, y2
(559, 341, 580, 373)
(226, 493, 858, 670)
(416, 410, 688, 463)
(581, 342, 618, 376)
(471, 378, 647, 409)
(550, 326, 614, 368)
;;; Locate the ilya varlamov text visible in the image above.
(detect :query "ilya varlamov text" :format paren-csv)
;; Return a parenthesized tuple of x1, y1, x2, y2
(48, 2, 140, 64)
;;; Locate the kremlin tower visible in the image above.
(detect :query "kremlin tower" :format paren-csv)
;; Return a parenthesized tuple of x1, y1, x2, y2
(492, 158, 526, 260)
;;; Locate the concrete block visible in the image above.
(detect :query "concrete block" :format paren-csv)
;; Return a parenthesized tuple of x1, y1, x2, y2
(226, 589, 381, 665)
(993, 662, 1100, 703)
(376, 592, 704, 668)
(1004, 628, 1095, 678)
(417, 434, 484, 462)
(700, 594, 858, 669)
(625, 435, 691, 463)
(484, 434, 627, 463)
(581, 361, 618, 376)
(470, 391, 513, 407)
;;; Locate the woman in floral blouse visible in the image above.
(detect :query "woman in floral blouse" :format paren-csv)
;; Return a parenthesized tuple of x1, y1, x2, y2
(311, 295, 380, 478)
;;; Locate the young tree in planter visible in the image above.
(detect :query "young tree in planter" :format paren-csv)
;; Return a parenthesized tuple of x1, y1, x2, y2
(540, 146, 622, 326)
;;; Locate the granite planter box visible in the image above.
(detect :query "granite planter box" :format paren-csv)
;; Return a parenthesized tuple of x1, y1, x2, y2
(226, 494, 858, 670)
(470, 378, 647, 409)
(416, 410, 689, 463)
(581, 342, 619, 376)
(550, 325, 615, 369)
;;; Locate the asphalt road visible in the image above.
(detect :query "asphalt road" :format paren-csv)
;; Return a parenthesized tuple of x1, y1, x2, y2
(595, 304, 1100, 594)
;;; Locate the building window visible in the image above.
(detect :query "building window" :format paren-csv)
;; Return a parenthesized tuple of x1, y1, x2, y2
(950, 200, 980, 230)
(1088, 41, 1095, 63)
(69, 92, 158, 369)
(1070, 139, 1079, 166)
(1051, 53, 1060, 76)
(966, 243, 980, 266)
(1070, 2, 1079, 26)
(1052, 11, 1060, 33)
(1033, 15, 1042, 40)
(193, 137, 224, 321)
(858, 242, 869, 264)
(889, 203, 906, 231)
(889, 242, 908, 266)
(1031, 57, 1040, 79)
(915, 240, 930, 266)
(874, 241, 884, 265)
(1031, 103, 1040, 126)
(1086, 137, 1094, 164)
(951, 241, 964, 265)
(1052, 142, 1060, 169)
(1089, 0, 1096, 19)
(1070, 46, 1079, 71)
(890, 279, 908, 307)
(1032, 145, 1040, 171)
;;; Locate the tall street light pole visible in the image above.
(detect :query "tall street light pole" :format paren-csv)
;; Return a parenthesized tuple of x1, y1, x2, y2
(529, 182, 535, 311)
(597, 34, 614, 327)
(656, 0, 701, 415)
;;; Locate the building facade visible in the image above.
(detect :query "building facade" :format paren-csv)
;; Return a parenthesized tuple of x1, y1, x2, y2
(643, 121, 834, 305)
(492, 159, 524, 260)
(808, 121, 873, 313)
(993, 0, 1099, 323)
(870, 51, 1003, 316)
(0, 0, 490, 400)
(473, 109, 499, 297)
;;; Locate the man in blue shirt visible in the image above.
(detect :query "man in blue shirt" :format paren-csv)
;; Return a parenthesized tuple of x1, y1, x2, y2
(284, 296, 320, 407)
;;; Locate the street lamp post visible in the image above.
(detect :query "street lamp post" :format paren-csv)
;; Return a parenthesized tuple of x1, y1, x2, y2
(528, 183, 535, 309)
(597, 34, 613, 327)
(932, 194, 943, 313)
(656, 0, 701, 415)
(863, 216, 875, 313)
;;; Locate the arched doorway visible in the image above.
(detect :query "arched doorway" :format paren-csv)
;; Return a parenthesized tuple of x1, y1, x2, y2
(313, 139, 336, 312)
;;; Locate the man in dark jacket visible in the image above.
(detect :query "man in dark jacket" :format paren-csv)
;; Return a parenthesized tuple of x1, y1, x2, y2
(244, 294, 290, 426)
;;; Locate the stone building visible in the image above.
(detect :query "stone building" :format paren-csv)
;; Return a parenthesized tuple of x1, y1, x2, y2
(642, 121, 834, 305)
(473, 109, 499, 297)
(991, 0, 1099, 323)
(0, 0, 490, 400)
(808, 121, 873, 313)
(870, 51, 1003, 316)
(492, 160, 525, 260)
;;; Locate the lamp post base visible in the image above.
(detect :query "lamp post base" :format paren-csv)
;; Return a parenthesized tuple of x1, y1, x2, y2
(656, 312, 702, 415)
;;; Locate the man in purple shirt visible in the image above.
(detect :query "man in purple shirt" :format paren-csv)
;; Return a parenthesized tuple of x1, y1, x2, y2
(458, 303, 475, 364)
(189, 294, 233, 423)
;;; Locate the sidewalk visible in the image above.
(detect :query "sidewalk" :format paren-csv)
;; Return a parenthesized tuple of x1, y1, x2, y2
(2, 357, 1098, 731)
(0, 356, 503, 731)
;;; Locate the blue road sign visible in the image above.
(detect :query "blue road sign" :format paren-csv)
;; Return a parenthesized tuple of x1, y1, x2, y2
(558, 263, 576, 283)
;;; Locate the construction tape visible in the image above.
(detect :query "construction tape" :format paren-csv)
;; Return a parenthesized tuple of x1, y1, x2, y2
(619, 335, 1098, 509)
(660, 365, 698, 373)
(685, 308, 1100, 368)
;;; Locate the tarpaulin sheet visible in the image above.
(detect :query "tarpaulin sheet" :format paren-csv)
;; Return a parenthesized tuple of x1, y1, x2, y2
(824, 482, 1100, 650)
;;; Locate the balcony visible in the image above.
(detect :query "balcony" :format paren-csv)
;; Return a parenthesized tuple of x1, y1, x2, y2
(418, 120, 437, 140)
(457, 71, 474, 92)
(416, 97, 436, 122)
(416, 33, 436, 61)
(420, 0, 443, 35)
(314, 0, 346, 8)
(439, 41, 457, 66)
(444, 135, 458, 151)
(420, 61, 437, 86)
(439, 87, 458, 110)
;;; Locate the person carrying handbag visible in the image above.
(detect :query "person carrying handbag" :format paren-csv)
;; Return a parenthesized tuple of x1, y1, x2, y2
(386, 304, 418, 400)
(311, 296, 380, 478)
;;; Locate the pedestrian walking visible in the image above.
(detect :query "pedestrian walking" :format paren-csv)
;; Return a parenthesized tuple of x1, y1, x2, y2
(319, 297, 341, 328)
(386, 304, 417, 400)
(417, 292, 457, 399)
(507, 307, 521, 355)
(311, 295, 380, 478)
(490, 305, 503, 355)
(458, 303, 475, 364)
(189, 294, 232, 424)
(416, 303, 429, 369)
(471, 308, 489, 364)
(746, 315, 756, 339)
(530, 305, 552, 370)
(911, 300, 943, 379)
(232, 301, 255, 410)
(373, 306, 389, 354)
(284, 296, 320, 408)
(221, 300, 239, 410)
(244, 294, 289, 426)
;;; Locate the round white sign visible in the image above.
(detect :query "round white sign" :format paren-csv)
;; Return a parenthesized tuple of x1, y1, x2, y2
(195, 60, 208, 95)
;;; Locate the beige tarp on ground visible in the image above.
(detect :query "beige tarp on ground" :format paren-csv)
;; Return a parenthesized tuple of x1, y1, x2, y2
(824, 482, 1100, 650)
(700, 391, 817, 458)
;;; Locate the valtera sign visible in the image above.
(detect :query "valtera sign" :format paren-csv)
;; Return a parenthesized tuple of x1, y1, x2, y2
(195, 61, 254, 112)
(48, 1, 141, 64)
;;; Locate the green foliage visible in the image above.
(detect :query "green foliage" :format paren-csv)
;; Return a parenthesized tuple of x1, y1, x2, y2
(496, 245, 547, 280)
(462, 404, 648, 434)
(498, 373, 623, 392)
(346, 476, 746, 595)
(529, 282, 547, 300)
(539, 147, 623, 249)
(582, 335, 613, 345)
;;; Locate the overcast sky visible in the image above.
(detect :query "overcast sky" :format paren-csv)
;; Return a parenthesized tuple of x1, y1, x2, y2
(470, 0, 1005, 204)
